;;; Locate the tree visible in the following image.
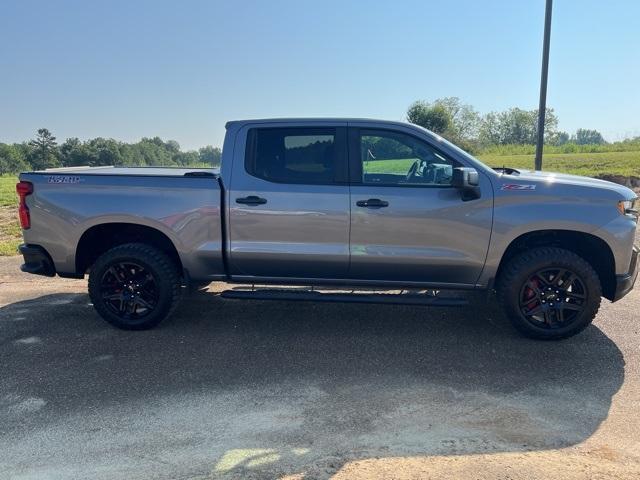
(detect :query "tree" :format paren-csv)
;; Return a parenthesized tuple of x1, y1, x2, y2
(534, 107, 559, 142)
(133, 137, 177, 166)
(407, 101, 452, 135)
(165, 139, 181, 153)
(477, 112, 501, 145)
(4, 133, 215, 171)
(28, 128, 59, 169)
(431, 97, 481, 140)
(88, 138, 124, 166)
(573, 128, 605, 145)
(547, 131, 570, 146)
(502, 108, 537, 144)
(59, 137, 88, 166)
(174, 150, 200, 166)
(407, 97, 481, 143)
(0, 143, 29, 174)
(198, 146, 222, 166)
(478, 108, 559, 145)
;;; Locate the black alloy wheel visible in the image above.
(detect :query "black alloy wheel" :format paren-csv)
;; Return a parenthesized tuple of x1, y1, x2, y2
(519, 267, 587, 329)
(100, 262, 159, 320)
(88, 243, 181, 330)
(497, 247, 602, 340)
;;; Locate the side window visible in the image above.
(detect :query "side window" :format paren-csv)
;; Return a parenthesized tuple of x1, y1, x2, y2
(360, 129, 457, 186)
(246, 128, 337, 184)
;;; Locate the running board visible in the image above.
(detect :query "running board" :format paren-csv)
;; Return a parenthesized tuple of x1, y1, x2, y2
(220, 289, 468, 306)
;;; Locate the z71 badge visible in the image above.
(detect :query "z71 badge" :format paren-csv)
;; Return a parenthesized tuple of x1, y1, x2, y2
(501, 184, 536, 191)
(47, 175, 82, 184)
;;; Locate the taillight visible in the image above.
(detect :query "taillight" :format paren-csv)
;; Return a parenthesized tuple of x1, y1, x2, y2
(16, 181, 33, 229)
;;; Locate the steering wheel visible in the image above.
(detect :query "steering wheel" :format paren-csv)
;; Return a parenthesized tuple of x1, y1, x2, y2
(405, 160, 419, 181)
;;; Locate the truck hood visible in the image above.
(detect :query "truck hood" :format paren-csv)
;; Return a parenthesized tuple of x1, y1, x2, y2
(508, 169, 636, 198)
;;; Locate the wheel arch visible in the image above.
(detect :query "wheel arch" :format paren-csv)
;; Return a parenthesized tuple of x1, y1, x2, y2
(494, 230, 616, 301)
(76, 223, 183, 277)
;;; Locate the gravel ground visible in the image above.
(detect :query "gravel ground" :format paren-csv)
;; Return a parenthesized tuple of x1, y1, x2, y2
(0, 255, 639, 480)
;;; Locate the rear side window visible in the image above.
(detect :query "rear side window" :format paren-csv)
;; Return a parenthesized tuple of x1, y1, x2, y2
(246, 128, 338, 184)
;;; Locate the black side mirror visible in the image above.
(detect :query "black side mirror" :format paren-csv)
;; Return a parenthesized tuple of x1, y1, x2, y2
(452, 167, 481, 201)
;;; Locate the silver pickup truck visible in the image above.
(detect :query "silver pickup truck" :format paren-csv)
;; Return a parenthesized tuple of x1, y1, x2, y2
(16, 118, 639, 339)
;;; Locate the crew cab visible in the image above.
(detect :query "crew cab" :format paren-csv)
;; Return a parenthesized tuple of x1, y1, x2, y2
(16, 119, 639, 339)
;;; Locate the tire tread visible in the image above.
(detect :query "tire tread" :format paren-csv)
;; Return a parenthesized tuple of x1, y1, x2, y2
(88, 243, 181, 330)
(496, 247, 602, 340)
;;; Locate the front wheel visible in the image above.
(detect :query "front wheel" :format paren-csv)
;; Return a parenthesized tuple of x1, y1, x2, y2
(88, 243, 181, 330)
(497, 247, 602, 340)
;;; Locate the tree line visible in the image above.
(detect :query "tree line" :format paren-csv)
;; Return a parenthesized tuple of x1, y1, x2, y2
(406, 97, 614, 153)
(0, 129, 221, 175)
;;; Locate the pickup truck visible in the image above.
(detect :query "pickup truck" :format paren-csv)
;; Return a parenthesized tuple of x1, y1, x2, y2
(16, 118, 639, 339)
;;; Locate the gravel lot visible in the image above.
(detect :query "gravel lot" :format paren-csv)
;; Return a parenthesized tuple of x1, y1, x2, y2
(1, 255, 639, 479)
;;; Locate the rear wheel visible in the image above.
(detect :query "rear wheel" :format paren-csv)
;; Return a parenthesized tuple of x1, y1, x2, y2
(497, 247, 602, 340)
(88, 243, 181, 330)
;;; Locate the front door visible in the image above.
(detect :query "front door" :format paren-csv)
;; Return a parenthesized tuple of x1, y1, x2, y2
(348, 126, 493, 286)
(228, 124, 350, 279)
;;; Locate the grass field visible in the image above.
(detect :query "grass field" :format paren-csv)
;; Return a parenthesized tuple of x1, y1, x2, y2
(0, 149, 638, 256)
(0, 176, 21, 256)
(0, 175, 18, 207)
(479, 150, 640, 177)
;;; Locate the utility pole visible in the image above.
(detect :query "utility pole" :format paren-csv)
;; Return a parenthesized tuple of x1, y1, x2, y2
(535, 0, 553, 171)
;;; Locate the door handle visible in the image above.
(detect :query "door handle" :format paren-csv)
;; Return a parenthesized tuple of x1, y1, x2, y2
(356, 198, 389, 208)
(236, 196, 267, 205)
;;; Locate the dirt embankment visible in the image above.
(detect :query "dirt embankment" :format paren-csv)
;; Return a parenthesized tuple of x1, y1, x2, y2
(596, 174, 640, 194)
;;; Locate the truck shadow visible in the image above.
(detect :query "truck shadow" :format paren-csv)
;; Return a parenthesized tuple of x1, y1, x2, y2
(0, 290, 626, 479)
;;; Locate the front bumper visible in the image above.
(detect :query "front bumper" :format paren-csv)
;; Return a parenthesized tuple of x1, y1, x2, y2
(19, 244, 56, 277)
(613, 245, 639, 302)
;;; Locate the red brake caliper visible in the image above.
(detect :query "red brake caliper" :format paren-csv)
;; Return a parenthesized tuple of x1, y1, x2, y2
(525, 277, 540, 312)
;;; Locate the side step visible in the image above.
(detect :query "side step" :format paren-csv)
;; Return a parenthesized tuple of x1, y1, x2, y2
(220, 289, 468, 307)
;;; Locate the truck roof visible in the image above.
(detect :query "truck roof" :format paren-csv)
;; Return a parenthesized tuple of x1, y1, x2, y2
(225, 117, 418, 130)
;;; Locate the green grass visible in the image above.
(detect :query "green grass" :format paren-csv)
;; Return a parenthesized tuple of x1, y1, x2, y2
(478, 150, 640, 177)
(0, 219, 20, 256)
(479, 141, 640, 156)
(0, 175, 21, 256)
(0, 175, 18, 207)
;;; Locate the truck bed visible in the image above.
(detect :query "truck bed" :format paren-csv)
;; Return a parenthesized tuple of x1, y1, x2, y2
(19, 167, 225, 281)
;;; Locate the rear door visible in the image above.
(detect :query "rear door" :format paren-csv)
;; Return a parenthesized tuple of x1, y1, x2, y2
(227, 123, 350, 279)
(348, 125, 493, 286)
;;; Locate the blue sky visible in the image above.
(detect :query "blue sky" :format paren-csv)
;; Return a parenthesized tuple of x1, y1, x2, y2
(1, 0, 638, 150)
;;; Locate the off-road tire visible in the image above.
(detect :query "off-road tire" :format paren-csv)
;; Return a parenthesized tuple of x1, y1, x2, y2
(496, 247, 602, 340)
(88, 243, 181, 330)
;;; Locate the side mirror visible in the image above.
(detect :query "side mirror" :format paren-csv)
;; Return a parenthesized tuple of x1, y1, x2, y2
(452, 167, 481, 201)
